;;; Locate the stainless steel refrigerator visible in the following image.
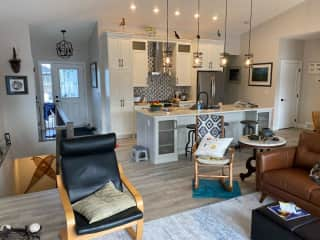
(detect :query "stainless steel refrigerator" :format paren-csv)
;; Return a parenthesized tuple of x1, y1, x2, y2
(197, 71, 225, 107)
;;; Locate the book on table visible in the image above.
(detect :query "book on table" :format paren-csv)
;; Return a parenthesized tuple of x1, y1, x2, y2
(267, 205, 310, 221)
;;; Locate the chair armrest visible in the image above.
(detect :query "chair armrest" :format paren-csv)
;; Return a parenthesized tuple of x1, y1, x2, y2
(228, 147, 235, 164)
(118, 164, 144, 212)
(257, 146, 297, 174)
(56, 175, 76, 228)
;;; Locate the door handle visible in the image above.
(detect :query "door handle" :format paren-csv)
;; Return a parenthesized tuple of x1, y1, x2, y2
(280, 98, 284, 102)
(118, 58, 121, 68)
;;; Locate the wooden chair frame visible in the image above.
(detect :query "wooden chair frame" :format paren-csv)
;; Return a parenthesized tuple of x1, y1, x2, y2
(312, 111, 320, 133)
(193, 115, 235, 192)
(57, 164, 144, 240)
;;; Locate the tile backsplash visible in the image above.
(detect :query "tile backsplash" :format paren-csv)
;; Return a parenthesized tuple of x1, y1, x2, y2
(134, 74, 190, 102)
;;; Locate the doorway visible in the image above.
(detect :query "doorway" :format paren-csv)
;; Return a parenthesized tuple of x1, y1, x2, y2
(277, 60, 302, 129)
(38, 62, 89, 140)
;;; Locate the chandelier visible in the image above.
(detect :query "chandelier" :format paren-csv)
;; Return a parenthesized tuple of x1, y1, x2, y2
(193, 0, 203, 68)
(56, 30, 73, 58)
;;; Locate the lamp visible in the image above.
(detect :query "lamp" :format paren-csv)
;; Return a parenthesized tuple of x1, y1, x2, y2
(244, 0, 254, 67)
(220, 0, 229, 68)
(163, 0, 172, 72)
(193, 0, 203, 68)
(56, 30, 73, 58)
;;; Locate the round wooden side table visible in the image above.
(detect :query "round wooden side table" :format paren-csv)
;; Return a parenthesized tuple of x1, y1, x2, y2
(239, 135, 287, 182)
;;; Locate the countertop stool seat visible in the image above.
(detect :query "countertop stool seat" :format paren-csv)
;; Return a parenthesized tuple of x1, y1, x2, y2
(185, 124, 196, 159)
(240, 120, 258, 136)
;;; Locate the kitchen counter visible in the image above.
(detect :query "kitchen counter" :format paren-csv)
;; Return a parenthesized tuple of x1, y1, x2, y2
(136, 104, 273, 118)
(136, 104, 274, 164)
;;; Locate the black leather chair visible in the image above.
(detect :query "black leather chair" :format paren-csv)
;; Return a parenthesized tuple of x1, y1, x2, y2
(57, 133, 144, 240)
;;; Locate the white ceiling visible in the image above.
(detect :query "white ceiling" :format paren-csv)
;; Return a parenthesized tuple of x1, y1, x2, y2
(1, 0, 304, 42)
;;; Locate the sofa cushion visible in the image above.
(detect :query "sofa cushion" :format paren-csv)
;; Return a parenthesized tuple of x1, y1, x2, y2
(310, 189, 320, 207)
(263, 168, 320, 200)
(295, 131, 320, 170)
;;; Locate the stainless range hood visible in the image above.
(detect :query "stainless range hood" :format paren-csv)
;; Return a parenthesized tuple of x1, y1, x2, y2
(148, 41, 175, 75)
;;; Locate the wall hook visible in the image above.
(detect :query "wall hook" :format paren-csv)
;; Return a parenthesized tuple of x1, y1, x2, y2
(9, 47, 21, 73)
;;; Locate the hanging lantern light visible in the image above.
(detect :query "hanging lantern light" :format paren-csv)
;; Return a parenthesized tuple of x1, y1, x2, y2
(244, 0, 254, 67)
(56, 30, 73, 58)
(163, 0, 172, 72)
(193, 0, 203, 68)
(220, 0, 229, 68)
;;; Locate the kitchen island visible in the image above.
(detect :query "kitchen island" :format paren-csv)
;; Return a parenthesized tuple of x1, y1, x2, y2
(136, 105, 273, 164)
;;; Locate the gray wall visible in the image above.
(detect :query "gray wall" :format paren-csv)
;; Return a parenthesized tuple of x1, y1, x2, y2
(299, 39, 320, 125)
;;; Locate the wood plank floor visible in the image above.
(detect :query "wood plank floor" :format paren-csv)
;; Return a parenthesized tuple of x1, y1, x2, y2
(0, 128, 301, 239)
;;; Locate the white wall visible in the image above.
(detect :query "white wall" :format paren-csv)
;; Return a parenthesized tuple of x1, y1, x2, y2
(88, 23, 103, 132)
(0, 22, 55, 158)
(279, 39, 304, 60)
(299, 38, 320, 125)
(233, 0, 320, 129)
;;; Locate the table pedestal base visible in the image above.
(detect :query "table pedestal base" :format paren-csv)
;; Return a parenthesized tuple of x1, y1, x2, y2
(240, 148, 257, 181)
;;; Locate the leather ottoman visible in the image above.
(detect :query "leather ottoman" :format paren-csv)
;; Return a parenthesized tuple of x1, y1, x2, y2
(251, 203, 320, 240)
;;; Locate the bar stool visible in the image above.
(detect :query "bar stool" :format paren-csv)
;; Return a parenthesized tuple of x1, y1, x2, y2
(185, 124, 196, 158)
(240, 120, 258, 135)
(224, 122, 230, 137)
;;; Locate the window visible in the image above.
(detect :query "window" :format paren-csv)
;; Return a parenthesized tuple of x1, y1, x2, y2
(40, 64, 53, 103)
(59, 69, 79, 98)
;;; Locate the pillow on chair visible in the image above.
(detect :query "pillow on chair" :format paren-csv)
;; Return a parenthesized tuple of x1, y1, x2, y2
(72, 181, 136, 224)
(195, 133, 233, 159)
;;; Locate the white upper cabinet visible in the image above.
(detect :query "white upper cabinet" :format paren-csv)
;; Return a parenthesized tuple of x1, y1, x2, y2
(107, 35, 131, 72)
(132, 40, 149, 87)
(195, 40, 224, 71)
(175, 43, 192, 86)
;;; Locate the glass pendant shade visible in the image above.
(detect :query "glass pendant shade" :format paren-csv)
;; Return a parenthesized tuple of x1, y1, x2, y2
(244, 54, 253, 67)
(193, 52, 203, 68)
(220, 52, 229, 67)
(163, 50, 173, 70)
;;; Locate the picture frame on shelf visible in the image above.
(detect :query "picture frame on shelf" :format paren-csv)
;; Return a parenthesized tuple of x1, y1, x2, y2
(5, 75, 28, 95)
(249, 62, 273, 87)
(90, 62, 98, 88)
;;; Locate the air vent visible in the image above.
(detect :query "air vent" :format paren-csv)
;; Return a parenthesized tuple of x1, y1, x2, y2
(178, 44, 191, 53)
(132, 41, 146, 50)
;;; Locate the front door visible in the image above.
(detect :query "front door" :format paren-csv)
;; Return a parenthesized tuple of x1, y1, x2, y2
(278, 60, 302, 129)
(52, 63, 88, 126)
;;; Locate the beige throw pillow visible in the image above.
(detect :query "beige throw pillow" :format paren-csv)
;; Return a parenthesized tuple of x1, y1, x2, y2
(72, 181, 136, 224)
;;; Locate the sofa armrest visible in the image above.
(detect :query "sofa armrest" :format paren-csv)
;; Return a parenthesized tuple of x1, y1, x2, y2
(257, 146, 297, 174)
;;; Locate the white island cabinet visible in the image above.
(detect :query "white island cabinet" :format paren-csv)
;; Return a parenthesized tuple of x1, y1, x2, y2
(136, 105, 273, 164)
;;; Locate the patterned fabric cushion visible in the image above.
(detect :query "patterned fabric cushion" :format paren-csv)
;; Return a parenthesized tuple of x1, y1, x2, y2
(197, 115, 223, 141)
(72, 181, 136, 224)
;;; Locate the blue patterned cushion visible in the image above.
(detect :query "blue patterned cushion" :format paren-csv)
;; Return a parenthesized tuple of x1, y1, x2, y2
(197, 115, 223, 141)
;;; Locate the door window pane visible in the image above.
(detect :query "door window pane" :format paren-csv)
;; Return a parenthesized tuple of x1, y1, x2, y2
(59, 69, 79, 98)
(40, 64, 53, 103)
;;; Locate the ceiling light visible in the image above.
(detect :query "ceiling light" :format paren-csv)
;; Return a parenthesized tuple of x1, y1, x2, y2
(56, 30, 73, 58)
(212, 15, 218, 21)
(130, 3, 136, 11)
(194, 13, 200, 19)
(244, 0, 254, 67)
(220, 0, 229, 68)
(153, 6, 160, 14)
(193, 0, 203, 68)
(174, 10, 181, 16)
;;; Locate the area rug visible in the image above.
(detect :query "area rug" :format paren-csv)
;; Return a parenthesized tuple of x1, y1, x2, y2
(95, 192, 273, 240)
(192, 179, 241, 199)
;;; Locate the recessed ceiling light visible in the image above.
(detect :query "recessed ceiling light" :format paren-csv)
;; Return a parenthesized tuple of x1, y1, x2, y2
(212, 15, 218, 21)
(130, 3, 136, 11)
(174, 10, 181, 16)
(153, 6, 160, 14)
(194, 13, 200, 19)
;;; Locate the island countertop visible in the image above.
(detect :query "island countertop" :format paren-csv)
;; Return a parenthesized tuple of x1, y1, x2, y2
(136, 104, 273, 119)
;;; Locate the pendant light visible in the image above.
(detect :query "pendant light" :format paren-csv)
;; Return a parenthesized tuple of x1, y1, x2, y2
(193, 0, 203, 68)
(244, 0, 254, 67)
(220, 0, 229, 67)
(56, 30, 73, 58)
(163, 0, 172, 72)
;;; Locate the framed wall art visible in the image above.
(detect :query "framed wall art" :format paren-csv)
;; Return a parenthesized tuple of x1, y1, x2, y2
(5, 75, 28, 95)
(90, 62, 98, 88)
(249, 63, 273, 87)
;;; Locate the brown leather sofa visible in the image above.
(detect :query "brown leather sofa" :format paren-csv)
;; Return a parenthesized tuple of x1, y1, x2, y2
(257, 131, 320, 216)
